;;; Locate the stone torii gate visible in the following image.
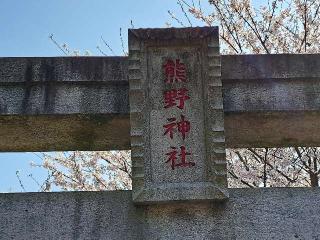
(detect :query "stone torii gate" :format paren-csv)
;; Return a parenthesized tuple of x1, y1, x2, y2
(1, 27, 320, 239)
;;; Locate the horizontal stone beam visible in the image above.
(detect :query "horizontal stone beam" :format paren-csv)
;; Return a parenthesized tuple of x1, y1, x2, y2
(0, 57, 130, 151)
(0, 188, 319, 239)
(222, 54, 320, 148)
(0, 55, 319, 151)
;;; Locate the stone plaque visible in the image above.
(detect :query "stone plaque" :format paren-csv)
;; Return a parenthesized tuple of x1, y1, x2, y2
(128, 27, 228, 204)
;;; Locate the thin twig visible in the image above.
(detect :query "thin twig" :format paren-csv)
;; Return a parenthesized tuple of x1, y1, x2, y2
(120, 28, 128, 56)
(100, 36, 116, 55)
(168, 10, 186, 27)
(228, 169, 255, 188)
(48, 34, 68, 56)
(96, 46, 108, 56)
(198, 0, 202, 12)
(16, 171, 26, 192)
(177, 0, 193, 26)
(27, 174, 41, 187)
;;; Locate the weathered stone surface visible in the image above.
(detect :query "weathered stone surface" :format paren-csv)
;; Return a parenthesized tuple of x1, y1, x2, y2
(1, 54, 320, 151)
(0, 191, 143, 240)
(0, 114, 130, 151)
(0, 57, 130, 151)
(144, 187, 320, 240)
(1, 188, 319, 239)
(0, 57, 128, 115)
(222, 54, 320, 148)
(128, 27, 227, 203)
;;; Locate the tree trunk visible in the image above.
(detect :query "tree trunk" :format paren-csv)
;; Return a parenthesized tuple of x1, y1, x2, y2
(310, 172, 319, 187)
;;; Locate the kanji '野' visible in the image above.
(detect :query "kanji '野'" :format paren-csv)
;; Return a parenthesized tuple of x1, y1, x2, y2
(165, 146, 195, 170)
(163, 59, 186, 83)
(164, 88, 190, 109)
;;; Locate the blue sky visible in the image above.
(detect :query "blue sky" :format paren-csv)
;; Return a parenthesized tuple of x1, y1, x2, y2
(0, 0, 213, 192)
(0, 0, 212, 57)
(0, 152, 49, 192)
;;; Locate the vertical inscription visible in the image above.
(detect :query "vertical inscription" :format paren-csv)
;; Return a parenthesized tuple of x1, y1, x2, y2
(162, 59, 194, 170)
(149, 48, 205, 184)
(129, 27, 228, 204)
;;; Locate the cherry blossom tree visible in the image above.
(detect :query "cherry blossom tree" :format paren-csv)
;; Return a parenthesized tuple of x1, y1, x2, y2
(228, 147, 320, 188)
(176, 0, 320, 54)
(32, 151, 131, 191)
(172, 0, 320, 187)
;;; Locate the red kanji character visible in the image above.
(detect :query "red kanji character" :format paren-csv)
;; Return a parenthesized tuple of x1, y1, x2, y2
(177, 115, 190, 140)
(163, 59, 186, 83)
(176, 88, 190, 109)
(163, 115, 190, 140)
(165, 146, 195, 170)
(176, 146, 195, 168)
(163, 117, 176, 139)
(166, 147, 178, 170)
(164, 88, 190, 109)
(164, 89, 177, 109)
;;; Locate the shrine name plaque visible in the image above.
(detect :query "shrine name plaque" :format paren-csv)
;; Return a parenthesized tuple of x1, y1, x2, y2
(128, 27, 228, 204)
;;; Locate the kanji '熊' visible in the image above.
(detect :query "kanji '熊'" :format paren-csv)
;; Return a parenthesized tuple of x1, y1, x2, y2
(163, 59, 187, 83)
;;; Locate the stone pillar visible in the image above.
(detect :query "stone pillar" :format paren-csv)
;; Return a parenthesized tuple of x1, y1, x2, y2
(128, 27, 228, 204)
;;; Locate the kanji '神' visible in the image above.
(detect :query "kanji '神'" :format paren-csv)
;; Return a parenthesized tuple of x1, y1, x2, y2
(165, 146, 195, 170)
(164, 88, 190, 109)
(163, 115, 191, 140)
(163, 59, 186, 83)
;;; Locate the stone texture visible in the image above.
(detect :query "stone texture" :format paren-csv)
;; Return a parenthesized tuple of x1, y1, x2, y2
(1, 54, 320, 150)
(1, 188, 320, 239)
(221, 54, 320, 147)
(0, 191, 143, 240)
(128, 27, 227, 203)
(144, 187, 320, 240)
(0, 57, 130, 151)
(0, 114, 130, 151)
(0, 57, 128, 115)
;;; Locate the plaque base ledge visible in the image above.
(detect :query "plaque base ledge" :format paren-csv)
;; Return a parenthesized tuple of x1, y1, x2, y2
(132, 182, 229, 205)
